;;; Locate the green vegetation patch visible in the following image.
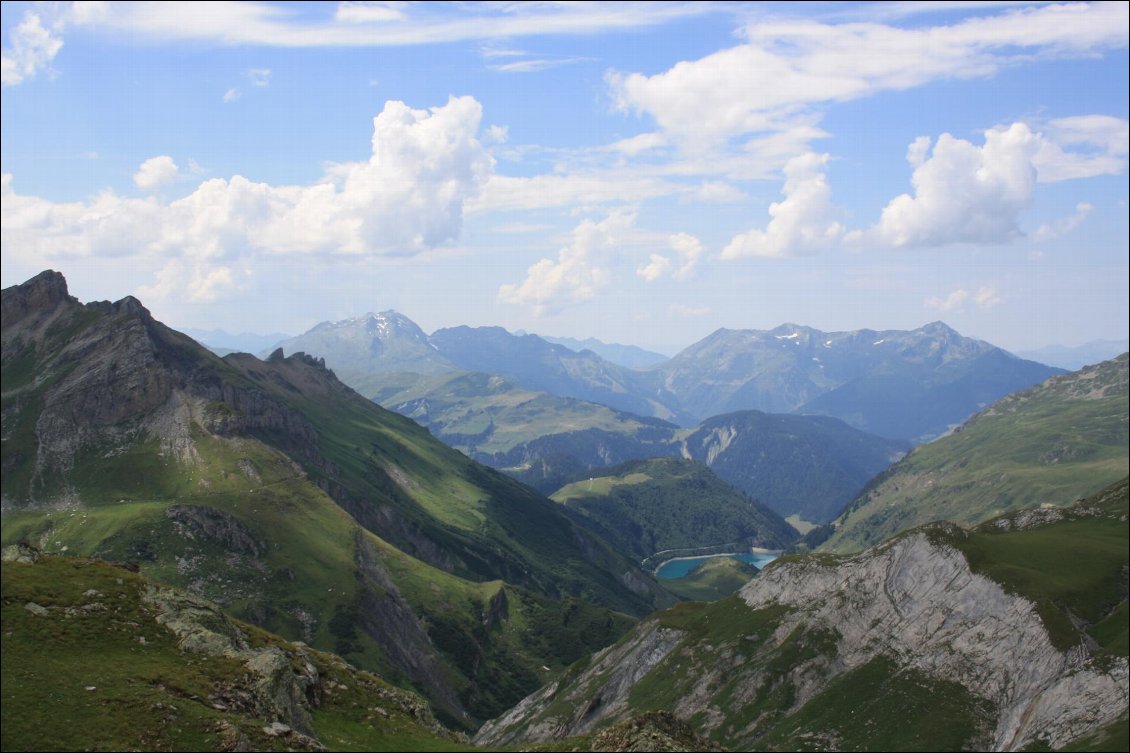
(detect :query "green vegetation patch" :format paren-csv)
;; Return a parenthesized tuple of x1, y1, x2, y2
(759, 657, 995, 751)
(948, 479, 1129, 653)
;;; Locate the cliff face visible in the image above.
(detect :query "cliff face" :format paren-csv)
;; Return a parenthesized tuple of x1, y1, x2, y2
(738, 532, 1127, 750)
(476, 484, 1129, 751)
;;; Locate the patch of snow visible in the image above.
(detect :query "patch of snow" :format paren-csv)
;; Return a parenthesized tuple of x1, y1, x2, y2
(775, 333, 800, 340)
(873, 339, 885, 345)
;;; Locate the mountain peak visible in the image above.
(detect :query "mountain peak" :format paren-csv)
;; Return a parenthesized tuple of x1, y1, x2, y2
(1, 269, 76, 329)
(918, 320, 959, 337)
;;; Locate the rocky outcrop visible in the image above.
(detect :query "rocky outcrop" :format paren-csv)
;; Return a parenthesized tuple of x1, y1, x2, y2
(142, 584, 320, 737)
(0, 270, 74, 334)
(589, 711, 718, 752)
(740, 532, 1128, 750)
(474, 621, 684, 746)
(166, 505, 264, 556)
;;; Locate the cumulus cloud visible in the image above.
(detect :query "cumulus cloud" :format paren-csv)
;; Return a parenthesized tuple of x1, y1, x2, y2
(2, 96, 493, 303)
(498, 211, 634, 315)
(925, 285, 1002, 312)
(608, 3, 1128, 153)
(636, 254, 671, 282)
(872, 123, 1039, 248)
(133, 156, 180, 191)
(638, 232, 704, 281)
(721, 152, 844, 259)
(1, 11, 64, 87)
(1034, 201, 1094, 241)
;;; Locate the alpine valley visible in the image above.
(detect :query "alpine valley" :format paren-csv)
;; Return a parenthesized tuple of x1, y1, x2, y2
(2, 271, 1127, 752)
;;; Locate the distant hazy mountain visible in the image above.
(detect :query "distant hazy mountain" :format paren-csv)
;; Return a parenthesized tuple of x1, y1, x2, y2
(1016, 339, 1129, 371)
(274, 313, 1060, 442)
(535, 334, 669, 369)
(427, 326, 689, 422)
(276, 314, 690, 423)
(267, 310, 456, 391)
(183, 327, 291, 355)
(823, 353, 1129, 553)
(656, 321, 1062, 441)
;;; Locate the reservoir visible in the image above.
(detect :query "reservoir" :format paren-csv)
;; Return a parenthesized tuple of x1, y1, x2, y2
(655, 551, 779, 580)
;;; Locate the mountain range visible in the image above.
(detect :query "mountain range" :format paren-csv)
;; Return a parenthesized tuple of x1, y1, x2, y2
(4, 269, 1124, 752)
(272, 312, 1061, 444)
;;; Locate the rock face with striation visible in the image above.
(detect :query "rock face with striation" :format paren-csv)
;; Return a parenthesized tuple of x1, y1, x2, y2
(476, 481, 1129, 751)
(739, 532, 1127, 750)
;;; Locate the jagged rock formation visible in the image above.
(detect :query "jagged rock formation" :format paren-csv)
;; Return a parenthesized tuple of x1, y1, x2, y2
(476, 481, 1129, 752)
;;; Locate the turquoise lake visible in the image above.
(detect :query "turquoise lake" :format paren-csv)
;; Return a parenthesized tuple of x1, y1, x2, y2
(655, 552, 779, 580)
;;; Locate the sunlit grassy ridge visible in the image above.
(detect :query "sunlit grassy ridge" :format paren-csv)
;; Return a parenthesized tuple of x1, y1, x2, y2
(825, 354, 1128, 552)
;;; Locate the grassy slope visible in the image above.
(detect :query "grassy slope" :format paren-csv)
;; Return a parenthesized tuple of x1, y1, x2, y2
(228, 355, 663, 617)
(368, 371, 672, 457)
(824, 354, 1128, 553)
(549, 457, 798, 562)
(0, 556, 470, 753)
(0, 427, 638, 724)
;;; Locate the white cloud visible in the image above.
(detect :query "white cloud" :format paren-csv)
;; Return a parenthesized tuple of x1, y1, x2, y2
(485, 124, 509, 144)
(2, 96, 493, 304)
(925, 288, 969, 312)
(608, 132, 668, 157)
(925, 285, 1002, 312)
(488, 56, 590, 73)
(133, 156, 180, 191)
(223, 86, 241, 103)
(608, 3, 1128, 153)
(688, 181, 747, 204)
(636, 253, 672, 282)
(974, 286, 1002, 309)
(1034, 201, 1094, 241)
(1033, 115, 1129, 182)
(1, 11, 64, 87)
(639, 232, 705, 281)
(873, 123, 1039, 248)
(336, 2, 408, 24)
(248, 67, 271, 86)
(499, 211, 635, 315)
(721, 152, 844, 259)
(64, 2, 711, 48)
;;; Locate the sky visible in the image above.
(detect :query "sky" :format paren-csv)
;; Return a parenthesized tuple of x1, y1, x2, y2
(2, 1, 1127, 354)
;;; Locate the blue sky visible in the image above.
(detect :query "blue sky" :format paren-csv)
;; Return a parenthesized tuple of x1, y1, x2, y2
(2, 1, 1127, 353)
